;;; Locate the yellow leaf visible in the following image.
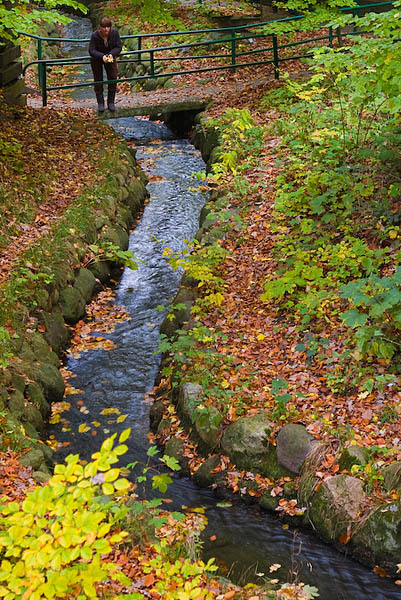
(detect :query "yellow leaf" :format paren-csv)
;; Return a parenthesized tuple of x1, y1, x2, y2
(102, 482, 114, 495)
(116, 414, 128, 423)
(113, 478, 130, 492)
(257, 333, 265, 341)
(119, 428, 131, 443)
(78, 424, 91, 433)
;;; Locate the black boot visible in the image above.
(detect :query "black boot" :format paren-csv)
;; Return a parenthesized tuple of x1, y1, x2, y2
(107, 90, 116, 111)
(96, 92, 105, 113)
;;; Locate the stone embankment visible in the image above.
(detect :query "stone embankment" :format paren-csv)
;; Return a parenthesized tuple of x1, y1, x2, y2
(150, 111, 401, 578)
(0, 139, 147, 482)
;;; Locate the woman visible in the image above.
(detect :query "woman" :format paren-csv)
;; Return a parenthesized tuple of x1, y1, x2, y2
(89, 17, 122, 112)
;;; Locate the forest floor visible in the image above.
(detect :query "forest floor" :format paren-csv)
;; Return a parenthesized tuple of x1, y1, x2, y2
(3, 0, 401, 596)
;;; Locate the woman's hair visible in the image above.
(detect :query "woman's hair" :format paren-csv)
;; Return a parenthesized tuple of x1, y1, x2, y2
(99, 17, 112, 27)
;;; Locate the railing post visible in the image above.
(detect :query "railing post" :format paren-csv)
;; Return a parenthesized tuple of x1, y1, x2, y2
(138, 36, 142, 63)
(329, 26, 333, 47)
(230, 29, 236, 73)
(272, 33, 279, 80)
(336, 26, 343, 47)
(42, 60, 47, 107)
(37, 38, 44, 90)
(150, 50, 155, 77)
(352, 8, 358, 33)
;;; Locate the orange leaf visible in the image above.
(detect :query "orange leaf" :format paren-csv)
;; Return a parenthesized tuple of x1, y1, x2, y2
(373, 566, 389, 578)
(144, 572, 156, 587)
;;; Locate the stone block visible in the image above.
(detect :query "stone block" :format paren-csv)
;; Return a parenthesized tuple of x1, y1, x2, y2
(0, 61, 22, 86)
(0, 44, 21, 68)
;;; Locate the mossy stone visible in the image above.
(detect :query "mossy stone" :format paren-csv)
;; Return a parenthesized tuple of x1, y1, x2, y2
(117, 206, 133, 229)
(34, 288, 50, 310)
(114, 227, 129, 251)
(259, 491, 280, 511)
(18, 340, 36, 363)
(59, 287, 86, 324)
(29, 332, 59, 367)
(352, 502, 401, 575)
(283, 481, 297, 499)
(24, 404, 45, 434)
(81, 220, 97, 244)
(221, 414, 276, 476)
(164, 437, 187, 472)
(178, 383, 202, 422)
(381, 462, 401, 491)
(33, 471, 50, 484)
(33, 363, 65, 402)
(25, 382, 50, 418)
(98, 227, 121, 249)
(119, 186, 130, 202)
(23, 422, 40, 440)
(276, 424, 317, 474)
(308, 475, 366, 542)
(19, 448, 45, 469)
(149, 399, 165, 430)
(11, 374, 25, 393)
(87, 260, 111, 284)
(157, 419, 172, 435)
(52, 264, 75, 291)
(73, 267, 96, 303)
(194, 406, 222, 449)
(8, 390, 25, 418)
(40, 307, 70, 354)
(0, 386, 7, 411)
(338, 445, 370, 471)
(38, 442, 54, 464)
(101, 195, 118, 217)
(193, 455, 222, 488)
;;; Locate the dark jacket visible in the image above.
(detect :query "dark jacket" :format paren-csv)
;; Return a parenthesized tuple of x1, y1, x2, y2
(89, 29, 122, 61)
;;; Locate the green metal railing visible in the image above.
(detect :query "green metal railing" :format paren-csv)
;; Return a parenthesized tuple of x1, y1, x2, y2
(21, 1, 394, 107)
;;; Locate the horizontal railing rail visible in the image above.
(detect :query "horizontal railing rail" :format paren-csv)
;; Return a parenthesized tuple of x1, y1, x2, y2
(20, 1, 395, 107)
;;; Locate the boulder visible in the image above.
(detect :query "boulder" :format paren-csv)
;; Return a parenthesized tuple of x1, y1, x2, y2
(382, 462, 401, 492)
(164, 437, 188, 473)
(33, 471, 51, 484)
(276, 424, 317, 474)
(8, 390, 25, 418)
(339, 445, 370, 472)
(24, 404, 45, 435)
(178, 383, 202, 419)
(193, 455, 222, 488)
(220, 414, 286, 477)
(25, 382, 50, 418)
(73, 267, 96, 303)
(33, 363, 65, 402)
(149, 399, 165, 430)
(194, 405, 222, 449)
(40, 307, 70, 354)
(88, 260, 111, 284)
(309, 475, 367, 542)
(352, 502, 401, 575)
(59, 287, 86, 324)
(29, 332, 59, 367)
(19, 448, 46, 470)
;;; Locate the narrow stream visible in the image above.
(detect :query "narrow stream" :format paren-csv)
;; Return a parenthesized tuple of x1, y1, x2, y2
(52, 16, 401, 598)
(48, 114, 401, 600)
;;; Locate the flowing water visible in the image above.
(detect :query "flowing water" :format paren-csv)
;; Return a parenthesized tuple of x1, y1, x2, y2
(48, 111, 401, 599)
(52, 16, 401, 598)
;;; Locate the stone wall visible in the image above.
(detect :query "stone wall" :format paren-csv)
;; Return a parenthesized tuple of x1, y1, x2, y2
(0, 40, 26, 106)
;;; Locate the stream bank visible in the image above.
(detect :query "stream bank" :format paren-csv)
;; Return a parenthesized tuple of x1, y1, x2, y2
(0, 122, 147, 479)
(148, 110, 401, 586)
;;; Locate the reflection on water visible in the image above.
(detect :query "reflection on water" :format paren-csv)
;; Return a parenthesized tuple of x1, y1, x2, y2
(50, 116, 401, 600)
